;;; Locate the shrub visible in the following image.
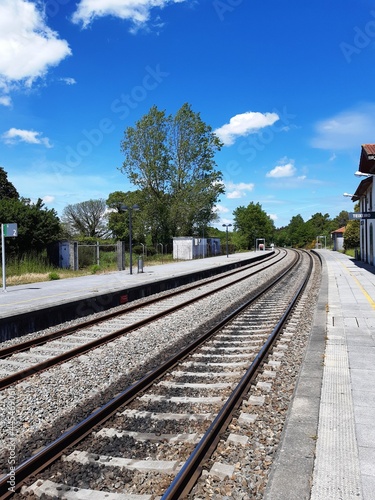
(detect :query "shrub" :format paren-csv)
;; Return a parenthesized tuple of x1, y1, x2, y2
(48, 272, 60, 280)
(91, 264, 101, 274)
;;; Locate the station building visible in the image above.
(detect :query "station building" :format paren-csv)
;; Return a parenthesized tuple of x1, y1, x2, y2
(351, 144, 375, 264)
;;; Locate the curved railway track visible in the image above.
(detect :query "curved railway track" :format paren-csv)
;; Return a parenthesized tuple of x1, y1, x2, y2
(0, 250, 287, 390)
(0, 249, 322, 499)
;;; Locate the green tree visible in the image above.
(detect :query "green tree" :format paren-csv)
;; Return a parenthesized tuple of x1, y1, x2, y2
(0, 197, 61, 255)
(120, 103, 224, 245)
(344, 220, 360, 250)
(285, 214, 309, 247)
(233, 202, 275, 249)
(61, 199, 109, 238)
(106, 191, 145, 242)
(344, 203, 360, 250)
(0, 167, 19, 200)
(332, 210, 349, 229)
(168, 103, 224, 236)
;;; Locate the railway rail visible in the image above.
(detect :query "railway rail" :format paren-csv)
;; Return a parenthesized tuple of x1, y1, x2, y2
(0, 250, 286, 390)
(0, 249, 321, 499)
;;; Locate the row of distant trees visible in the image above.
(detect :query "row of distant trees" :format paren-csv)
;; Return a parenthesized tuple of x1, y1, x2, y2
(0, 103, 360, 258)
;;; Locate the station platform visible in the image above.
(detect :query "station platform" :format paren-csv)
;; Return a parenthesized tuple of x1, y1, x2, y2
(0, 251, 268, 338)
(265, 249, 375, 500)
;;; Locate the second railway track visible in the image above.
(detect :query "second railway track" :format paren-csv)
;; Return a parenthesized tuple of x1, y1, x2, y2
(0, 249, 322, 498)
(0, 249, 286, 389)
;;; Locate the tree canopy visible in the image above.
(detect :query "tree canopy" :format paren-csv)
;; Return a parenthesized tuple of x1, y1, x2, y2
(61, 199, 109, 238)
(232, 202, 275, 249)
(0, 197, 61, 255)
(0, 166, 19, 200)
(120, 103, 224, 244)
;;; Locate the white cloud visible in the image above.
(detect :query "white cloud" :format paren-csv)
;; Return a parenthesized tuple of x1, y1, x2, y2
(2, 128, 53, 148)
(42, 195, 55, 204)
(266, 161, 296, 178)
(0, 0, 71, 100)
(311, 103, 375, 150)
(214, 204, 230, 214)
(59, 77, 77, 86)
(0, 95, 11, 107)
(268, 213, 278, 221)
(72, 0, 186, 30)
(226, 181, 254, 198)
(214, 111, 279, 146)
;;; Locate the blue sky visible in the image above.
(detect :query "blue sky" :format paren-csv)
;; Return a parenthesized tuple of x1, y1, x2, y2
(1, 0, 375, 229)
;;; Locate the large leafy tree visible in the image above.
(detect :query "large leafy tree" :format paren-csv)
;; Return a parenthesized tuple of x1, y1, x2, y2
(0, 166, 19, 199)
(344, 203, 360, 250)
(332, 210, 349, 229)
(61, 199, 109, 238)
(285, 214, 310, 247)
(106, 190, 145, 242)
(168, 103, 223, 236)
(120, 103, 224, 244)
(0, 198, 61, 255)
(233, 202, 275, 249)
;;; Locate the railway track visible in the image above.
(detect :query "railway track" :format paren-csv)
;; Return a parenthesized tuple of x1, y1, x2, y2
(0, 250, 286, 390)
(0, 249, 321, 498)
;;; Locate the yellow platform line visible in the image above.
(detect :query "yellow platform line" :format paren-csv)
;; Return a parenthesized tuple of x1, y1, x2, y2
(334, 256, 375, 310)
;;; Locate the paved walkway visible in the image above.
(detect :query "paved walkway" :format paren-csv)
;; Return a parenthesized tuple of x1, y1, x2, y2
(0, 252, 260, 319)
(311, 250, 375, 499)
(265, 249, 375, 499)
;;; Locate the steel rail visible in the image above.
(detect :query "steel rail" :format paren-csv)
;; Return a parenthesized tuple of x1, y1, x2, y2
(0, 251, 286, 390)
(0, 249, 301, 499)
(161, 251, 314, 499)
(0, 250, 282, 360)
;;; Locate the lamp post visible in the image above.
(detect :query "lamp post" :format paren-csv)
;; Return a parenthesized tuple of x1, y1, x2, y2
(120, 204, 140, 275)
(355, 171, 375, 178)
(222, 223, 232, 257)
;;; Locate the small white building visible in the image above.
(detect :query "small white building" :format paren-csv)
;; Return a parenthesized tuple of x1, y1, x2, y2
(331, 226, 346, 251)
(173, 237, 221, 260)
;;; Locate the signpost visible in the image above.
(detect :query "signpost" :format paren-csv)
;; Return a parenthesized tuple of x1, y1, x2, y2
(1, 223, 18, 292)
(348, 212, 375, 220)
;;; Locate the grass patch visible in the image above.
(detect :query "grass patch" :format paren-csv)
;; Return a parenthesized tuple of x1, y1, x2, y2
(1, 253, 177, 286)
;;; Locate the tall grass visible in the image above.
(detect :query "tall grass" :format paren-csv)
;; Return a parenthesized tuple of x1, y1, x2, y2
(3, 254, 56, 276)
(0, 252, 175, 286)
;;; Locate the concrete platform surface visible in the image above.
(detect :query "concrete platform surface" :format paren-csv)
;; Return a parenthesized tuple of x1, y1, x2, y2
(265, 249, 375, 500)
(0, 251, 262, 320)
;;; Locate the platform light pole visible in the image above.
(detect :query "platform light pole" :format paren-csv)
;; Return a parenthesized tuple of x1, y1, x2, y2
(120, 204, 140, 274)
(222, 223, 232, 257)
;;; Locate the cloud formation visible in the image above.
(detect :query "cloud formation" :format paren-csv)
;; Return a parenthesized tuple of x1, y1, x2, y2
(72, 0, 186, 30)
(0, 0, 71, 102)
(226, 181, 255, 199)
(266, 161, 296, 178)
(2, 128, 52, 148)
(311, 103, 375, 150)
(214, 111, 279, 146)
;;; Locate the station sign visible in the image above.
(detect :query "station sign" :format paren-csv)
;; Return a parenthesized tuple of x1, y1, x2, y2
(1, 223, 18, 292)
(348, 212, 375, 220)
(2, 223, 18, 237)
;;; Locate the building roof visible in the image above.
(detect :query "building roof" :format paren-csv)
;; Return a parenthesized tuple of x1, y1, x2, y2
(331, 226, 346, 234)
(352, 176, 372, 201)
(358, 144, 375, 173)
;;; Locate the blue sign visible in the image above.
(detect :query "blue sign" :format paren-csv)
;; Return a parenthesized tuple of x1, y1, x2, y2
(3, 223, 18, 237)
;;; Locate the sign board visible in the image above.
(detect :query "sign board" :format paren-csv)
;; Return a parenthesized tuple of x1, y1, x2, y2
(3, 223, 18, 237)
(1, 223, 18, 292)
(348, 212, 375, 220)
